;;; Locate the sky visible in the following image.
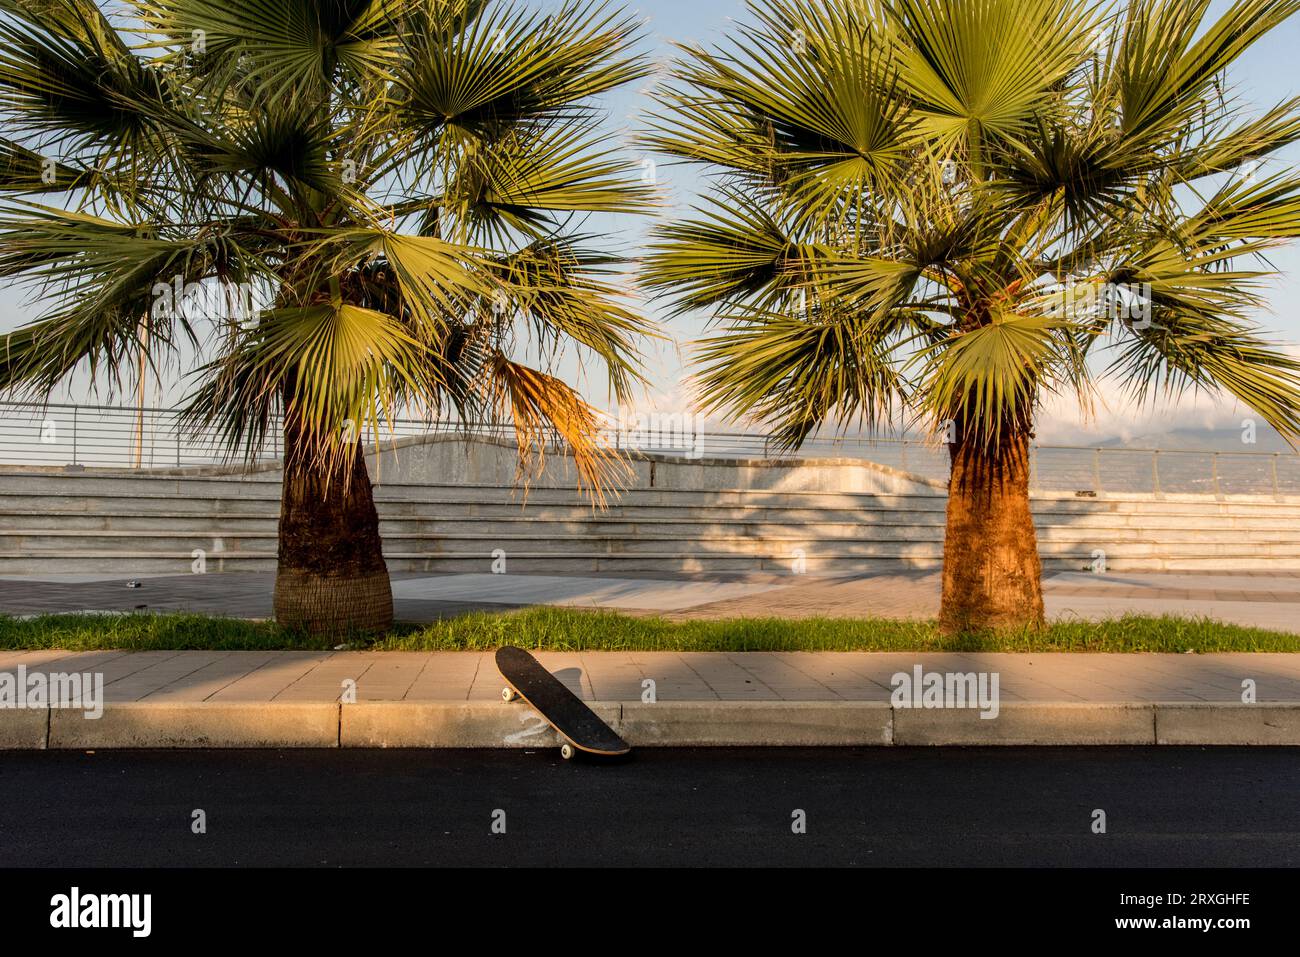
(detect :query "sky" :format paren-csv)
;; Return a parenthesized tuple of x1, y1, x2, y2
(2, 0, 1299, 447)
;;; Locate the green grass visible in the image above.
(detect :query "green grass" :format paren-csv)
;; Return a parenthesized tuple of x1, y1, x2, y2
(0, 608, 1296, 653)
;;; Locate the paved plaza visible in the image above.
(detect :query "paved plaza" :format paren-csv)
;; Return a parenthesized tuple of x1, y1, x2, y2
(2, 568, 1300, 633)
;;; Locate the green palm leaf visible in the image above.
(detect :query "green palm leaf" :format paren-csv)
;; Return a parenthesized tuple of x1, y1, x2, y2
(645, 0, 1300, 456)
(0, 0, 655, 492)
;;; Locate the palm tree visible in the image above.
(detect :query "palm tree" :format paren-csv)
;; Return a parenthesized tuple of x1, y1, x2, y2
(641, 0, 1300, 631)
(0, 0, 655, 633)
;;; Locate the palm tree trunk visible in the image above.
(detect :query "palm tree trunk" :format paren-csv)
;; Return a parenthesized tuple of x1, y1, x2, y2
(939, 427, 1044, 633)
(273, 423, 393, 635)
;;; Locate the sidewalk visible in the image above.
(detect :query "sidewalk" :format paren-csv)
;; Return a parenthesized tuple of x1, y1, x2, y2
(3, 649, 1299, 749)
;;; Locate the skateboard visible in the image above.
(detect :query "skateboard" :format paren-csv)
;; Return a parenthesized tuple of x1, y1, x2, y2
(495, 646, 631, 760)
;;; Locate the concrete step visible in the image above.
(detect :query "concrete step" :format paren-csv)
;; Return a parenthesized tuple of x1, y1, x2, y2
(0, 480, 950, 512)
(2, 468, 1297, 577)
(6, 527, 1300, 560)
(0, 472, 280, 497)
(4, 489, 1299, 523)
(0, 552, 912, 575)
(3, 506, 1297, 537)
(5, 470, 1300, 515)
(2, 520, 1289, 548)
(0, 512, 280, 532)
(2, 551, 1299, 577)
(0, 492, 282, 512)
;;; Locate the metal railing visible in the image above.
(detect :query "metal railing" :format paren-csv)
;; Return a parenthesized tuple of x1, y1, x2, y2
(1, 400, 1297, 497)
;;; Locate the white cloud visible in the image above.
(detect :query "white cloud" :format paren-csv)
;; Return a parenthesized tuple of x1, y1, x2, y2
(1033, 382, 1250, 445)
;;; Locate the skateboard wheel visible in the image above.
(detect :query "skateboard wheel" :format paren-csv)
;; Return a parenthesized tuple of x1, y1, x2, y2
(560, 743, 575, 761)
(502, 687, 520, 703)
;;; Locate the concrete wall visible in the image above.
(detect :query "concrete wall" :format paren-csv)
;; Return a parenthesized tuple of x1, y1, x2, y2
(367, 434, 945, 496)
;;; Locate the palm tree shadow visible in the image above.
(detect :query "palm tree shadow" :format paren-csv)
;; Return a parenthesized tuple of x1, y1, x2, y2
(553, 666, 585, 695)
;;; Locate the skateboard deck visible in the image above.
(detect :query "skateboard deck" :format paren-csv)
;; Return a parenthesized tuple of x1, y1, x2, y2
(495, 646, 630, 759)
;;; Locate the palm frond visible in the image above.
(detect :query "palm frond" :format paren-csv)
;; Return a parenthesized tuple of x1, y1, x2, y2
(916, 313, 1079, 447)
(484, 352, 629, 502)
(490, 238, 656, 402)
(645, 0, 1300, 455)
(396, 0, 648, 140)
(184, 300, 446, 472)
(693, 306, 908, 449)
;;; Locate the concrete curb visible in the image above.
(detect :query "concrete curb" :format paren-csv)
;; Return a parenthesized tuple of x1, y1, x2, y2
(47, 702, 340, 749)
(1154, 702, 1300, 745)
(893, 703, 1155, 746)
(0, 707, 48, 749)
(2, 701, 1299, 749)
(618, 701, 893, 747)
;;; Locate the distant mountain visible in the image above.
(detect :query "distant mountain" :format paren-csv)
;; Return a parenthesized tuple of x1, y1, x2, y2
(1093, 424, 1293, 453)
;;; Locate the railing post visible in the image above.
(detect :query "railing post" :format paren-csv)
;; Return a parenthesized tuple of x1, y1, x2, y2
(1212, 452, 1222, 498)
(1273, 453, 1281, 500)
(71, 406, 78, 466)
(1152, 450, 1162, 498)
(1093, 448, 1101, 493)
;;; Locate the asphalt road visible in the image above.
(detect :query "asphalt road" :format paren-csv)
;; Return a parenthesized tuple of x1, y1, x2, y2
(0, 747, 1296, 867)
